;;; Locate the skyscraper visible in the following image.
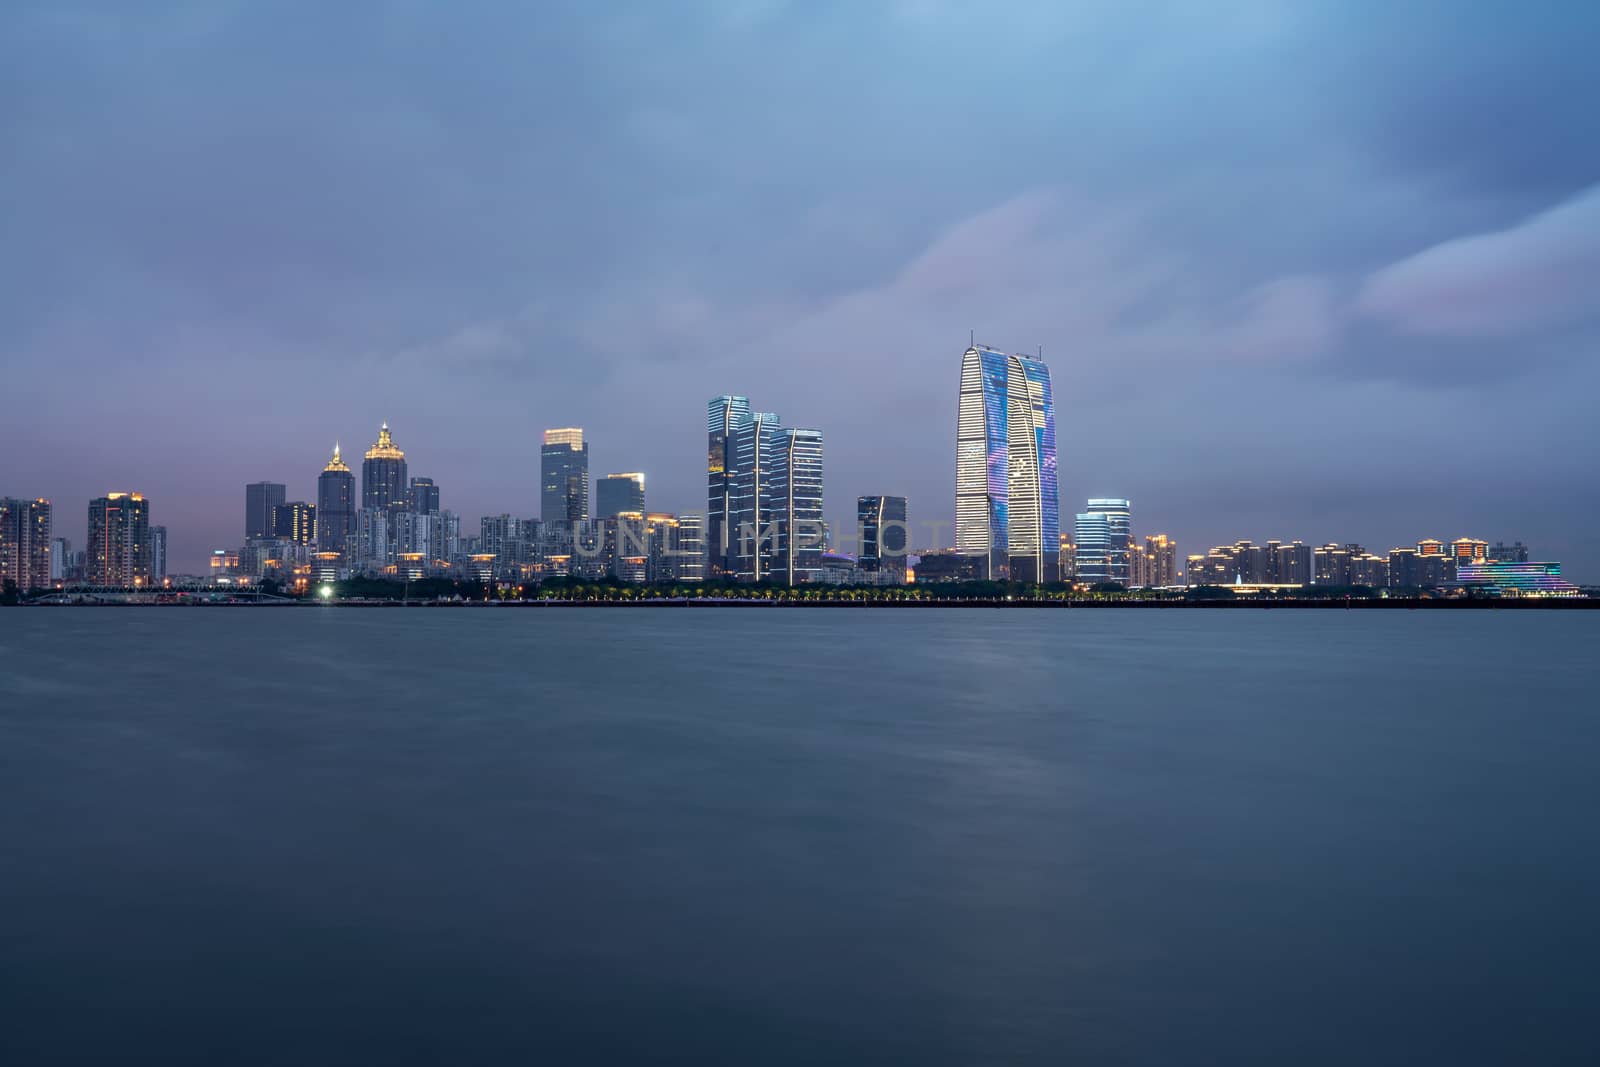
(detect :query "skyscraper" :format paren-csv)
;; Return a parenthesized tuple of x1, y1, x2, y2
(362, 424, 409, 513)
(1075, 499, 1132, 586)
(87, 492, 151, 586)
(0, 497, 52, 592)
(730, 411, 782, 581)
(541, 428, 589, 527)
(272, 502, 317, 545)
(857, 495, 909, 584)
(1004, 352, 1059, 583)
(316, 443, 356, 552)
(596, 473, 646, 519)
(955, 345, 1010, 579)
(409, 477, 440, 515)
(707, 395, 752, 576)
(245, 482, 286, 541)
(674, 513, 706, 583)
(774, 427, 824, 585)
(150, 525, 167, 583)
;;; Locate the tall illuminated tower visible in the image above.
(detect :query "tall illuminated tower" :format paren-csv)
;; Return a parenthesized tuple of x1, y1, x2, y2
(541, 428, 589, 527)
(955, 345, 1010, 579)
(730, 411, 781, 581)
(86, 492, 151, 586)
(361, 423, 409, 513)
(317, 443, 356, 552)
(774, 427, 824, 585)
(707, 395, 752, 575)
(1004, 352, 1059, 583)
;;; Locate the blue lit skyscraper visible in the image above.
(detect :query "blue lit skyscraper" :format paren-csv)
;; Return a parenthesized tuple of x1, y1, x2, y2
(955, 346, 1010, 578)
(707, 395, 752, 575)
(1075, 499, 1132, 585)
(1005, 353, 1059, 583)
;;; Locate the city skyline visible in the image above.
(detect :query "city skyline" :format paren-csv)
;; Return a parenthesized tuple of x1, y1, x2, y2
(4, 4, 1598, 577)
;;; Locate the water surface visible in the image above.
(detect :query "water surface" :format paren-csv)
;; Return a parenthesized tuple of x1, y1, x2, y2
(2, 609, 1595, 1065)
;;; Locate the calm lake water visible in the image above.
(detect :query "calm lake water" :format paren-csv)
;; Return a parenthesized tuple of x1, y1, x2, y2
(2, 608, 1596, 1065)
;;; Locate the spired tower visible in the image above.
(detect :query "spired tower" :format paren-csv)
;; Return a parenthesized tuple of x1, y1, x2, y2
(317, 443, 357, 552)
(362, 423, 409, 514)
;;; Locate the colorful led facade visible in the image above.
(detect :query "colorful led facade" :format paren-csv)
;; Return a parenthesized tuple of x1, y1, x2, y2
(1004, 353, 1059, 583)
(956, 345, 1010, 578)
(1458, 561, 1578, 595)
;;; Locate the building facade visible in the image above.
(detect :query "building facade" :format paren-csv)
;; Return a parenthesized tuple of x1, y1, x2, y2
(541, 428, 589, 527)
(955, 345, 1011, 579)
(0, 497, 52, 591)
(272, 502, 317, 545)
(409, 477, 440, 516)
(150, 525, 167, 583)
(774, 427, 824, 585)
(316, 443, 357, 553)
(596, 473, 646, 519)
(87, 492, 151, 586)
(707, 395, 752, 577)
(1004, 353, 1059, 583)
(245, 482, 286, 541)
(730, 411, 782, 581)
(1075, 499, 1132, 586)
(361, 424, 409, 514)
(857, 495, 909, 584)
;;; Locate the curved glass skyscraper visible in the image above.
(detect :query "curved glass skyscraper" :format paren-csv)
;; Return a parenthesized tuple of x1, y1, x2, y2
(1075, 499, 1132, 585)
(1005, 354, 1059, 583)
(956, 344, 1059, 581)
(955, 346, 1010, 578)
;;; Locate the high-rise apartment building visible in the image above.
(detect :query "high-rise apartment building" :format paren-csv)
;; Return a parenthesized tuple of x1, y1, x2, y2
(1451, 538, 1488, 566)
(0, 497, 52, 592)
(1489, 541, 1530, 563)
(541, 428, 589, 527)
(857, 495, 909, 584)
(1058, 535, 1077, 583)
(245, 482, 286, 541)
(707, 396, 752, 576)
(362, 424, 409, 513)
(272, 502, 317, 545)
(317, 444, 357, 552)
(1075, 499, 1132, 585)
(87, 492, 151, 586)
(596, 473, 646, 519)
(1139, 534, 1178, 587)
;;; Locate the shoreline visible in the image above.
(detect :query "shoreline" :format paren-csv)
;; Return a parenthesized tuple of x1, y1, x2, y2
(13, 597, 1596, 610)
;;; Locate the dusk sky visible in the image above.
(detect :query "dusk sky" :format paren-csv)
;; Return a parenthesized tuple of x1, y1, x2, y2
(4, 1, 1598, 576)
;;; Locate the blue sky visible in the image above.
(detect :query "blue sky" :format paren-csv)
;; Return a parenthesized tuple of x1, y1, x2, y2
(3, 1, 1598, 574)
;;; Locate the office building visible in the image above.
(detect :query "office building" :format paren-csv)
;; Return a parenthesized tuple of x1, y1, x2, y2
(707, 395, 752, 576)
(245, 482, 286, 541)
(317, 444, 357, 552)
(858, 495, 909, 584)
(541, 428, 589, 527)
(597, 473, 646, 519)
(362, 423, 409, 513)
(409, 477, 440, 515)
(774, 428, 824, 585)
(730, 411, 782, 581)
(0, 497, 52, 592)
(1075, 499, 1132, 585)
(1004, 352, 1059, 582)
(272, 502, 317, 545)
(955, 345, 1011, 578)
(87, 492, 151, 586)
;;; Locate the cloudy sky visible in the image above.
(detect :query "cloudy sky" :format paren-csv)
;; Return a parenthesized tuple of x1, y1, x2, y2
(4, 0, 1598, 575)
